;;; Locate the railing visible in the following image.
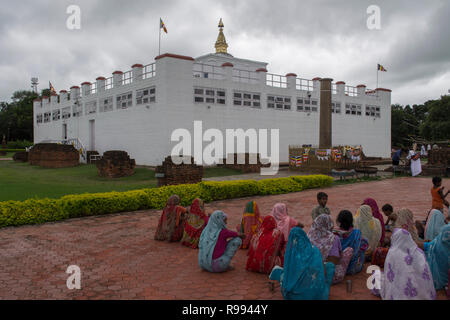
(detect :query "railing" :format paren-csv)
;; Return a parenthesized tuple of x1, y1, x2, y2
(193, 63, 224, 80)
(122, 70, 133, 85)
(331, 83, 337, 94)
(87, 82, 97, 95)
(34, 138, 87, 163)
(296, 78, 314, 91)
(345, 85, 358, 97)
(232, 69, 258, 84)
(105, 77, 113, 90)
(266, 73, 287, 88)
(143, 63, 156, 79)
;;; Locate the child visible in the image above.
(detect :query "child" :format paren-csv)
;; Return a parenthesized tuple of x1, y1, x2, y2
(431, 176, 449, 211)
(381, 203, 396, 231)
(311, 192, 331, 220)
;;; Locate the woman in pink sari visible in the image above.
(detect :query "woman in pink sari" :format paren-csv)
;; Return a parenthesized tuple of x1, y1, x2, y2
(308, 214, 353, 284)
(236, 200, 263, 249)
(154, 195, 187, 242)
(270, 203, 304, 263)
(363, 198, 386, 245)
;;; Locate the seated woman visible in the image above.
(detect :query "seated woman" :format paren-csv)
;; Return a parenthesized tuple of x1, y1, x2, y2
(246, 215, 285, 274)
(393, 208, 421, 242)
(371, 228, 436, 300)
(425, 209, 447, 241)
(354, 205, 382, 261)
(363, 198, 386, 245)
(269, 227, 335, 300)
(424, 224, 449, 291)
(236, 200, 263, 249)
(371, 230, 392, 267)
(181, 198, 209, 249)
(333, 210, 368, 275)
(308, 214, 354, 284)
(154, 195, 187, 242)
(198, 210, 245, 273)
(271, 203, 304, 244)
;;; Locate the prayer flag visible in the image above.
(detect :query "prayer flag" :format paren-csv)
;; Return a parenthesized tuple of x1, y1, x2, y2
(160, 18, 168, 33)
(377, 64, 387, 72)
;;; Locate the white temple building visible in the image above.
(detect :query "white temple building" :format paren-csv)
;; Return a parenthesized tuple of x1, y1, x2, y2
(33, 19, 391, 166)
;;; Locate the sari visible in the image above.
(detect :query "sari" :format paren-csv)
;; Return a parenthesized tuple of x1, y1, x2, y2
(334, 228, 368, 275)
(424, 224, 450, 290)
(271, 203, 298, 242)
(181, 198, 209, 249)
(354, 205, 382, 256)
(373, 228, 436, 300)
(236, 200, 263, 249)
(308, 214, 353, 284)
(363, 198, 386, 245)
(269, 227, 335, 300)
(393, 208, 420, 242)
(198, 210, 227, 272)
(246, 216, 284, 274)
(424, 209, 446, 241)
(154, 195, 187, 242)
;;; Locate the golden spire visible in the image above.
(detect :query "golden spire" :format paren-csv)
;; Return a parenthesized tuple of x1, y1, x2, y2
(215, 18, 228, 54)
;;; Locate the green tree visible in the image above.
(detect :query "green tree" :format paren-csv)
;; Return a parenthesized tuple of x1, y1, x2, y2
(420, 95, 450, 140)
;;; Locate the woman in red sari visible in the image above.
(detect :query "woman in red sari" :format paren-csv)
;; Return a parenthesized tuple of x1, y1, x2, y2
(154, 195, 187, 242)
(246, 215, 285, 274)
(236, 200, 263, 249)
(181, 198, 209, 249)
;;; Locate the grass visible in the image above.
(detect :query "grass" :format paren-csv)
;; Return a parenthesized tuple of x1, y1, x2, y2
(0, 161, 243, 202)
(0, 152, 14, 159)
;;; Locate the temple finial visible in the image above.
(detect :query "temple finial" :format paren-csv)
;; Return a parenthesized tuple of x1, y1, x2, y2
(215, 18, 228, 54)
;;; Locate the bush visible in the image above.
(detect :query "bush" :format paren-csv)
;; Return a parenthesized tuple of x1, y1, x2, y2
(0, 174, 332, 228)
(5, 140, 33, 149)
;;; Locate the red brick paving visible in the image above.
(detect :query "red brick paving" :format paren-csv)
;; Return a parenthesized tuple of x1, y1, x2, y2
(0, 177, 447, 300)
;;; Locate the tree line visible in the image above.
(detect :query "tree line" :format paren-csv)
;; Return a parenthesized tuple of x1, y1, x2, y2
(0, 89, 449, 147)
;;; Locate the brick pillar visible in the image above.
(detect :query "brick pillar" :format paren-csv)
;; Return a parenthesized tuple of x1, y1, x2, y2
(319, 78, 333, 149)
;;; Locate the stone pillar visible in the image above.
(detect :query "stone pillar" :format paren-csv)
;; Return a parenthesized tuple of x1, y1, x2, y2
(132, 64, 144, 82)
(336, 81, 345, 96)
(319, 78, 333, 149)
(59, 90, 68, 102)
(286, 73, 297, 90)
(50, 92, 58, 104)
(81, 82, 92, 96)
(312, 77, 322, 92)
(70, 86, 80, 100)
(96, 77, 106, 93)
(112, 71, 123, 88)
(256, 68, 268, 86)
(357, 84, 366, 97)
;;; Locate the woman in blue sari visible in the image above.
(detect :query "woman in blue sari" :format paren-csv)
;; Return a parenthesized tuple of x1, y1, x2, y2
(269, 227, 335, 300)
(334, 210, 368, 275)
(424, 224, 450, 290)
(198, 210, 244, 273)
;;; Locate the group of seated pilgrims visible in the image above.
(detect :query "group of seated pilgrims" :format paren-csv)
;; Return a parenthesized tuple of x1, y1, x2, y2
(154, 192, 449, 300)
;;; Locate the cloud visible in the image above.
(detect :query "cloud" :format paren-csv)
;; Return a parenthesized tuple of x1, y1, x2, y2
(0, 0, 449, 106)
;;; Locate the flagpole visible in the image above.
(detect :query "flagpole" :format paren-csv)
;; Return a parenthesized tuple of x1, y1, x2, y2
(376, 65, 379, 98)
(158, 19, 161, 56)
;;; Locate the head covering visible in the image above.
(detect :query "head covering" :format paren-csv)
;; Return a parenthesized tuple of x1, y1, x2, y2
(181, 198, 208, 248)
(154, 194, 186, 241)
(307, 214, 336, 261)
(380, 228, 436, 300)
(363, 198, 385, 244)
(246, 215, 284, 274)
(354, 205, 382, 253)
(280, 227, 334, 300)
(198, 210, 227, 272)
(425, 224, 450, 290)
(425, 209, 446, 241)
(393, 208, 419, 242)
(338, 228, 367, 275)
(238, 200, 263, 249)
(271, 203, 298, 241)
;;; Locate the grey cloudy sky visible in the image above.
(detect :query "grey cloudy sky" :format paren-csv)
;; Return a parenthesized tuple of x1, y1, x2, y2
(1, 0, 449, 106)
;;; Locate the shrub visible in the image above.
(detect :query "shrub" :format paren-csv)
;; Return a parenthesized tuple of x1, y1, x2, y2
(0, 174, 333, 228)
(6, 140, 33, 149)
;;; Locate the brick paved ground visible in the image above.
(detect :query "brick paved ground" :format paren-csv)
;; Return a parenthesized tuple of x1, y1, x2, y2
(0, 177, 447, 300)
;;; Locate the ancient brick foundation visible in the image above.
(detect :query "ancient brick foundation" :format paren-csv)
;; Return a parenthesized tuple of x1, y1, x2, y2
(155, 156, 203, 186)
(13, 151, 28, 162)
(218, 153, 268, 173)
(28, 143, 79, 168)
(96, 151, 136, 178)
(427, 148, 450, 167)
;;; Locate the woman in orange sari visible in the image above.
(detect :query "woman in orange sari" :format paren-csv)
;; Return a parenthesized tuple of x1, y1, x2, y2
(181, 198, 209, 249)
(236, 200, 263, 249)
(154, 195, 187, 242)
(246, 215, 285, 274)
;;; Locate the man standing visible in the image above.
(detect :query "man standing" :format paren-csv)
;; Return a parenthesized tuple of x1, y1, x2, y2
(407, 143, 422, 177)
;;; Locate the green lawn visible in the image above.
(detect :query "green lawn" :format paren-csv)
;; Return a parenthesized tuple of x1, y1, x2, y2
(0, 161, 242, 202)
(0, 152, 14, 159)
